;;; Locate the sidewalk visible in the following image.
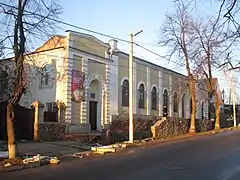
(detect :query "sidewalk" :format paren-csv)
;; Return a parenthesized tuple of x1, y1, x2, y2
(1, 141, 86, 158)
(19, 141, 86, 157)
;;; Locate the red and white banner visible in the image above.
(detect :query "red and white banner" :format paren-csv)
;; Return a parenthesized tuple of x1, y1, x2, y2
(71, 69, 85, 102)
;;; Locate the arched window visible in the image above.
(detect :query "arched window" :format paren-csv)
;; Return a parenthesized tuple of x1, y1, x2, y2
(151, 87, 157, 110)
(138, 83, 145, 109)
(173, 92, 178, 113)
(182, 94, 185, 118)
(40, 64, 51, 87)
(122, 79, 129, 107)
(201, 101, 204, 119)
(163, 89, 168, 117)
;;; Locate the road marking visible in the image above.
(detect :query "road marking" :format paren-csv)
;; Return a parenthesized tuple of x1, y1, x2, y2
(219, 165, 240, 180)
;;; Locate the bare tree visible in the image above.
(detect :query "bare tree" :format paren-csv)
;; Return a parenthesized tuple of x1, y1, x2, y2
(191, 14, 235, 129)
(211, 0, 240, 69)
(0, 0, 62, 158)
(160, 0, 198, 133)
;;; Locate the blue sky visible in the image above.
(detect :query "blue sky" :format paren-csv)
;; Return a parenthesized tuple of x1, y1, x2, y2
(58, 0, 238, 102)
(59, 0, 175, 67)
(58, 0, 220, 70)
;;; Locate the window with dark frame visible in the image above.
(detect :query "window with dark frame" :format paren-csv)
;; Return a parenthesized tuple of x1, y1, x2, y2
(44, 102, 58, 122)
(138, 83, 145, 109)
(122, 79, 129, 107)
(182, 94, 185, 118)
(163, 89, 168, 117)
(40, 64, 51, 87)
(0, 70, 8, 92)
(173, 92, 178, 113)
(201, 101, 204, 119)
(46, 102, 58, 112)
(151, 87, 157, 110)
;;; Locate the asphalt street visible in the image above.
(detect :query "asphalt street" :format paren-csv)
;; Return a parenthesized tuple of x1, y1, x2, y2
(1, 131, 240, 180)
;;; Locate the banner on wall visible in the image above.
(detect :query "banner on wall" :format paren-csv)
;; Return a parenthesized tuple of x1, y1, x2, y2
(71, 69, 85, 102)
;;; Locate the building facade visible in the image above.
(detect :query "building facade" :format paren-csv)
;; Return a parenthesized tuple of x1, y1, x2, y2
(0, 30, 210, 133)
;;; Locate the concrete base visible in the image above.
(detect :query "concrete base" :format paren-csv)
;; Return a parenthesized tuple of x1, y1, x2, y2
(66, 123, 90, 133)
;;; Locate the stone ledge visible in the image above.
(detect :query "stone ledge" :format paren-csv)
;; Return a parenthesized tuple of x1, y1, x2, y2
(151, 117, 214, 138)
(39, 123, 66, 141)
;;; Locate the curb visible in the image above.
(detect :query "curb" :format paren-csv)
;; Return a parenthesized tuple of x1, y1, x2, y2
(62, 151, 92, 158)
(60, 129, 237, 158)
(0, 157, 59, 174)
(124, 128, 240, 148)
(0, 162, 43, 173)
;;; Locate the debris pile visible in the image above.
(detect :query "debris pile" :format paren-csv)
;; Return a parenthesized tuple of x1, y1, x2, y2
(91, 143, 127, 155)
(21, 154, 60, 165)
(0, 153, 60, 171)
(0, 157, 23, 167)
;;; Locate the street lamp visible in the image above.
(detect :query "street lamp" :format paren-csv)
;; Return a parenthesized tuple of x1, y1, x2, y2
(129, 30, 143, 143)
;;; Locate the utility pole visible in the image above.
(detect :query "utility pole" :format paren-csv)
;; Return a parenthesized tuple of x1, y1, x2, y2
(128, 30, 143, 143)
(129, 33, 134, 143)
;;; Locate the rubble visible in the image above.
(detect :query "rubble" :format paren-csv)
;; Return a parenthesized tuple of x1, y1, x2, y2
(91, 143, 128, 154)
(0, 153, 60, 173)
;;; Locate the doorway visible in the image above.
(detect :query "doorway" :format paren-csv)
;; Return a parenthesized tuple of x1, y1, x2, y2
(89, 101, 98, 131)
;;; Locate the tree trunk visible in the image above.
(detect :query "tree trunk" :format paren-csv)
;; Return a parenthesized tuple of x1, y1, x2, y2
(214, 92, 221, 130)
(6, 103, 16, 159)
(189, 75, 196, 134)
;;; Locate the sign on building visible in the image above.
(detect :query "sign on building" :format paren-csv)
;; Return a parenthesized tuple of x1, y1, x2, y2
(71, 69, 85, 102)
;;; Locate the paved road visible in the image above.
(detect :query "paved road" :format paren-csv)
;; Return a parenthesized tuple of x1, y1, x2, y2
(1, 131, 240, 180)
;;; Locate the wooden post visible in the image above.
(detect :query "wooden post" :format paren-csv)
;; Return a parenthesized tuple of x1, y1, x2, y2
(57, 101, 61, 123)
(31, 101, 40, 141)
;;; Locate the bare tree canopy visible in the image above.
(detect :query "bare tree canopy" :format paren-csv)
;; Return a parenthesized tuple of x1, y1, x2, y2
(0, 0, 62, 54)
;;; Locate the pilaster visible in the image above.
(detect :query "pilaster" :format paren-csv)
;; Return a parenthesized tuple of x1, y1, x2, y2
(64, 36, 73, 123)
(186, 88, 191, 119)
(133, 62, 137, 114)
(109, 54, 119, 118)
(146, 67, 151, 115)
(169, 74, 173, 117)
(80, 56, 88, 123)
(204, 101, 209, 119)
(158, 71, 163, 116)
(178, 78, 182, 118)
(105, 63, 111, 125)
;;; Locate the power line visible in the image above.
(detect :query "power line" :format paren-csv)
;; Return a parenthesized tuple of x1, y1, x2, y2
(0, 2, 186, 69)
(0, 2, 130, 44)
(0, 2, 236, 79)
(135, 43, 185, 67)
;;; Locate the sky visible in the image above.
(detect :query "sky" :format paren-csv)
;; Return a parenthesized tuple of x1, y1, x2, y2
(59, 0, 175, 67)
(57, 0, 238, 103)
